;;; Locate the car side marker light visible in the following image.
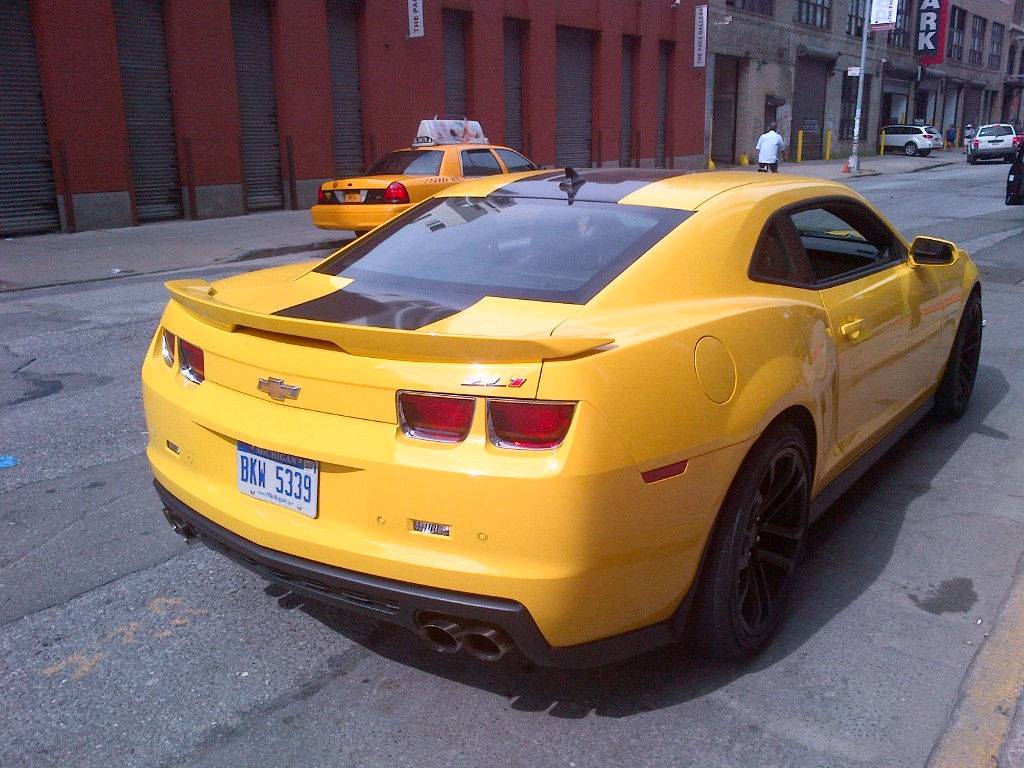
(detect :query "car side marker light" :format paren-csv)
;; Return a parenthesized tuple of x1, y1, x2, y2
(641, 460, 689, 484)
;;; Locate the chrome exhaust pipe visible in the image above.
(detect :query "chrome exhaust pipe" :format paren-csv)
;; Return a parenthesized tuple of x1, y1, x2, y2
(417, 618, 465, 654)
(461, 626, 514, 662)
(161, 507, 196, 540)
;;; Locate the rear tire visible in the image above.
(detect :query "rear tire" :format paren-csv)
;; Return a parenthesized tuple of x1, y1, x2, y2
(904, 142, 919, 157)
(934, 292, 982, 421)
(691, 422, 810, 659)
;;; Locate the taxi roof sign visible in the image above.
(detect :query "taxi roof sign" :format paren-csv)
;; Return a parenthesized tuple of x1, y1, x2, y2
(413, 119, 488, 147)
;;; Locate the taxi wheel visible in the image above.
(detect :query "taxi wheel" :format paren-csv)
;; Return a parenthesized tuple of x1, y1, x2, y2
(935, 293, 982, 421)
(692, 422, 810, 659)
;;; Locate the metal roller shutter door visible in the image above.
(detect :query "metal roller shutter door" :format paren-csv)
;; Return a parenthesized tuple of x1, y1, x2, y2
(231, 0, 283, 211)
(656, 42, 671, 168)
(620, 37, 635, 167)
(963, 88, 983, 127)
(326, 0, 363, 176)
(555, 26, 594, 168)
(0, 0, 59, 235)
(113, 0, 183, 222)
(503, 18, 524, 152)
(792, 57, 828, 161)
(443, 10, 467, 119)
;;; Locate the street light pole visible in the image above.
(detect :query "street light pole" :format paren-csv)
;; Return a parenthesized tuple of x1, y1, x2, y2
(849, 0, 872, 173)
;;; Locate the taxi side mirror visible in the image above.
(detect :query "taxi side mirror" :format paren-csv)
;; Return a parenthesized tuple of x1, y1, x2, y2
(908, 236, 958, 268)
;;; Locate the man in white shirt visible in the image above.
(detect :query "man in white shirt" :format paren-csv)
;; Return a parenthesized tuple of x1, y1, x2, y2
(755, 123, 787, 173)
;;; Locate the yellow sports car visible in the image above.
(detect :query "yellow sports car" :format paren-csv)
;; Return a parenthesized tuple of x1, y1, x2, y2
(144, 169, 981, 667)
(311, 120, 536, 235)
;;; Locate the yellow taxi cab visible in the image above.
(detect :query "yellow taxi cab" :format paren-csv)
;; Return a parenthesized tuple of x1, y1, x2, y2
(311, 120, 536, 234)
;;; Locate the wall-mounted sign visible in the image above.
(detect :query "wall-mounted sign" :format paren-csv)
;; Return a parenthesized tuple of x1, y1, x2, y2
(694, 5, 707, 68)
(915, 0, 948, 66)
(869, 0, 898, 31)
(408, 0, 424, 39)
(847, 66, 862, 76)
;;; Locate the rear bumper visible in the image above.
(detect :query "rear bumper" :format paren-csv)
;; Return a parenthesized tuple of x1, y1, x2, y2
(155, 481, 685, 667)
(310, 203, 407, 232)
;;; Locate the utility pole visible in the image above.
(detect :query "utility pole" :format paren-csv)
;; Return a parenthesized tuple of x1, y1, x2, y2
(848, 0, 872, 173)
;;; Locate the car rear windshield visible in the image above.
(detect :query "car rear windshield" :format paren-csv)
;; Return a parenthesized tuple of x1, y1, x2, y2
(978, 125, 1012, 137)
(315, 196, 690, 305)
(367, 150, 444, 175)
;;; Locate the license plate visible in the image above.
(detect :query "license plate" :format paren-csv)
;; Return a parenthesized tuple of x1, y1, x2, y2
(237, 442, 318, 518)
(344, 192, 360, 203)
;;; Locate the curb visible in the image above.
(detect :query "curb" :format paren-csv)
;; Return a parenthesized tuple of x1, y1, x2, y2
(926, 547, 1024, 768)
(0, 239, 350, 294)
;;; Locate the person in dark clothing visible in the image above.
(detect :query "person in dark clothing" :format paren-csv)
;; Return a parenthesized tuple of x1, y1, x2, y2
(1008, 145, 1024, 206)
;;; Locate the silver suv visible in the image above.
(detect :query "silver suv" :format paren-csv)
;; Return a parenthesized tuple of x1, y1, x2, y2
(880, 124, 943, 157)
(968, 124, 1021, 163)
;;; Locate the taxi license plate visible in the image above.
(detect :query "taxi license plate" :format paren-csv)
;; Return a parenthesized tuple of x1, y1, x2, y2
(237, 442, 318, 518)
(344, 192, 360, 203)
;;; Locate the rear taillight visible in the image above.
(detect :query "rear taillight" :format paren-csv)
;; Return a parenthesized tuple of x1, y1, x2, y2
(178, 338, 205, 384)
(161, 329, 175, 366)
(922, 133, 933, 139)
(487, 399, 576, 450)
(382, 181, 410, 204)
(398, 392, 475, 442)
(317, 187, 328, 204)
(972, 139, 979, 149)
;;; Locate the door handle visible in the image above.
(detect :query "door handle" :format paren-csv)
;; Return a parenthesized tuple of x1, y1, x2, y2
(840, 318, 863, 340)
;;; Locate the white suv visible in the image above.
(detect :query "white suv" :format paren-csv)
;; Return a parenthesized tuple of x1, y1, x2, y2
(967, 124, 1022, 164)
(880, 124, 943, 156)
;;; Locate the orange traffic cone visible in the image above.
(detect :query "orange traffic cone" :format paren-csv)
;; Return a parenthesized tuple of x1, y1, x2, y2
(841, 158, 850, 173)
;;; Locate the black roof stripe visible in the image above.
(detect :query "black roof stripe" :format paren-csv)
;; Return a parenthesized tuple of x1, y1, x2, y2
(490, 168, 688, 203)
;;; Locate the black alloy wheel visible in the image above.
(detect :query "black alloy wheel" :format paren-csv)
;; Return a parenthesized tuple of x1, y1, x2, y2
(692, 422, 810, 659)
(904, 142, 919, 157)
(935, 293, 983, 420)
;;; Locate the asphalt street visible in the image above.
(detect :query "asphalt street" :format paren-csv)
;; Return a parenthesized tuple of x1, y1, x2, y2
(1, 158, 1023, 768)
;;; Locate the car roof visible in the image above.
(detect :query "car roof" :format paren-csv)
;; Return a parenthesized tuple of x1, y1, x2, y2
(383, 144, 518, 153)
(440, 167, 856, 212)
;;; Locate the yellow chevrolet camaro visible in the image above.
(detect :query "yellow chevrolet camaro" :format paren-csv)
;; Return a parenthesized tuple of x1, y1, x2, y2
(144, 169, 981, 667)
(310, 143, 536, 235)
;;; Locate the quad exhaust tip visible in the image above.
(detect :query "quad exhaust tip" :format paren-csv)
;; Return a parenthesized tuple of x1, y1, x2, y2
(417, 617, 514, 661)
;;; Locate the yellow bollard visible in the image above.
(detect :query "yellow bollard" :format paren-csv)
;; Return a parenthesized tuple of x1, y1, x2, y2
(739, 154, 749, 166)
(879, 130, 886, 155)
(796, 130, 804, 163)
(825, 129, 832, 161)
(707, 157, 716, 170)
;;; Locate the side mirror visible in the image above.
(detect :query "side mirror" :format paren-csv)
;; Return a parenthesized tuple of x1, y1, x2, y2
(908, 236, 958, 267)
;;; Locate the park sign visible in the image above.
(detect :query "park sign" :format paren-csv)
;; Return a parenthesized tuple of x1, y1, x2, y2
(915, 0, 948, 66)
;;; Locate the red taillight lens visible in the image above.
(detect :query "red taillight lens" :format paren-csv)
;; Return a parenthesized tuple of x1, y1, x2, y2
(317, 187, 328, 204)
(972, 139, 979, 149)
(487, 400, 576, 450)
(398, 392, 475, 442)
(178, 338, 205, 384)
(922, 133, 933, 139)
(161, 329, 175, 366)
(382, 181, 410, 204)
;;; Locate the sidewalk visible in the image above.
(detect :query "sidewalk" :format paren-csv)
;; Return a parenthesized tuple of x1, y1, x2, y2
(0, 151, 961, 293)
(0, 209, 350, 292)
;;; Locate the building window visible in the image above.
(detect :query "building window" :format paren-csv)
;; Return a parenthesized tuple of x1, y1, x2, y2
(947, 6, 965, 62)
(968, 16, 986, 66)
(840, 73, 871, 140)
(989, 23, 1004, 69)
(847, 0, 865, 36)
(726, 0, 775, 15)
(795, 0, 831, 27)
(887, 0, 910, 48)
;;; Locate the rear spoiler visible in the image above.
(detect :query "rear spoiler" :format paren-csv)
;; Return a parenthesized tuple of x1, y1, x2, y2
(166, 280, 613, 363)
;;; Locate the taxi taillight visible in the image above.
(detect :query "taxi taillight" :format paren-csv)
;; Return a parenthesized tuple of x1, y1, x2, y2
(382, 181, 410, 204)
(317, 187, 328, 204)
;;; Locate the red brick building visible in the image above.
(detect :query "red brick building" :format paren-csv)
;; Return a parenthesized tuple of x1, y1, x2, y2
(0, 0, 707, 235)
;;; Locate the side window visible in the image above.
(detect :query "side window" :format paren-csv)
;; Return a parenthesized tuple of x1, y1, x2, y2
(749, 218, 814, 286)
(461, 149, 503, 177)
(494, 148, 537, 172)
(789, 202, 900, 283)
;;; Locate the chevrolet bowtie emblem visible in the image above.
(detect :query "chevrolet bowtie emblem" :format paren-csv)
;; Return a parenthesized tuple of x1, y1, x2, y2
(257, 377, 300, 400)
